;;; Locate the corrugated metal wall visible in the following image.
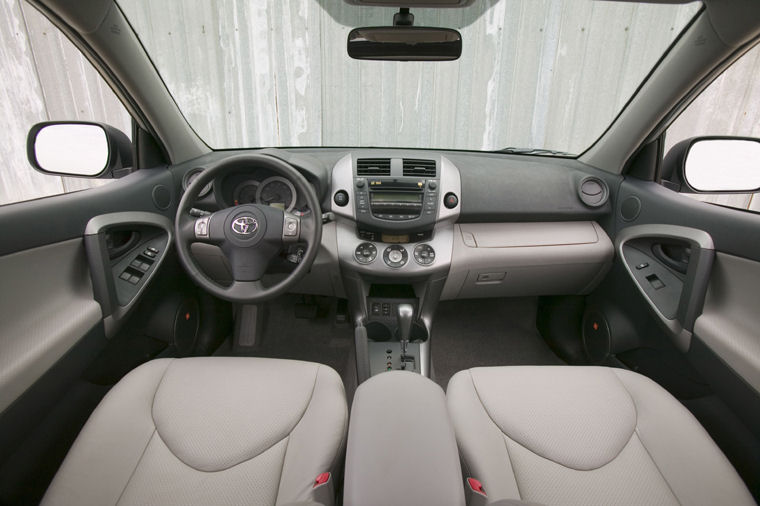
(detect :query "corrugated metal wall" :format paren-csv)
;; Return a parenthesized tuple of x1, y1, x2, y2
(1, 0, 758, 209)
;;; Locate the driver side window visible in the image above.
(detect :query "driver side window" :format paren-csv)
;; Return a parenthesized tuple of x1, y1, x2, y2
(1, 2, 130, 206)
(664, 42, 760, 212)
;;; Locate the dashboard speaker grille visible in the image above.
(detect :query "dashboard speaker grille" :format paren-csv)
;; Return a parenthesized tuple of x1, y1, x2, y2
(402, 159, 436, 177)
(356, 158, 391, 176)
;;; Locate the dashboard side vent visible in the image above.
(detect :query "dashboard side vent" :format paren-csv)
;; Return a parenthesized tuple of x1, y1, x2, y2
(403, 159, 436, 177)
(356, 158, 391, 176)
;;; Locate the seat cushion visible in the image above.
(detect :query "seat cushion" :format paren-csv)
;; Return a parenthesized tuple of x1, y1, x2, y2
(447, 366, 753, 506)
(42, 357, 347, 506)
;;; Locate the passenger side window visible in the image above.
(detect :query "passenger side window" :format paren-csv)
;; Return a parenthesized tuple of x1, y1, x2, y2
(1, 2, 131, 206)
(664, 42, 760, 212)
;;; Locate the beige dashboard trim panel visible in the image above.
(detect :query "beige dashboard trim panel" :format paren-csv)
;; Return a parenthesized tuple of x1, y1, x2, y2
(441, 221, 613, 300)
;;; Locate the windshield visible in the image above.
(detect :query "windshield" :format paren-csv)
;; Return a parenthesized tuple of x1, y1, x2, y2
(118, 0, 700, 154)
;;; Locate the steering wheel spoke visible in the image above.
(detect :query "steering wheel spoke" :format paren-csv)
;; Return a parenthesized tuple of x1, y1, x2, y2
(223, 242, 279, 282)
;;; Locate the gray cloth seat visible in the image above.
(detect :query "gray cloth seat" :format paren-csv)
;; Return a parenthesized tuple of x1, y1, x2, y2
(42, 357, 348, 506)
(447, 366, 754, 506)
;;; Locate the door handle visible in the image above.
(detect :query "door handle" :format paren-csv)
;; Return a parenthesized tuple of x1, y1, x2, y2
(652, 243, 690, 274)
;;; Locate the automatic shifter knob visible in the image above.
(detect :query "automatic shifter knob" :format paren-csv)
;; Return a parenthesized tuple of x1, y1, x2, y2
(396, 303, 414, 361)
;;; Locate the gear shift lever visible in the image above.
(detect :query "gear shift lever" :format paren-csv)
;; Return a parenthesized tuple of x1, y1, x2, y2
(396, 304, 414, 369)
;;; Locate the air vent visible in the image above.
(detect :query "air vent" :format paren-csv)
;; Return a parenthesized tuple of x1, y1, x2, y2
(356, 158, 391, 176)
(403, 159, 436, 177)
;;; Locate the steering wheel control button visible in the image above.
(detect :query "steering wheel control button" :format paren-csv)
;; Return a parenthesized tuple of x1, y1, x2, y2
(283, 216, 299, 237)
(354, 242, 377, 264)
(413, 244, 436, 266)
(194, 215, 210, 239)
(334, 190, 349, 207)
(383, 245, 408, 268)
(444, 192, 459, 209)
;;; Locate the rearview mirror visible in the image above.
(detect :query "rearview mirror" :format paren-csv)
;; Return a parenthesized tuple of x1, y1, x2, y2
(682, 137, 760, 192)
(27, 121, 132, 178)
(347, 27, 462, 62)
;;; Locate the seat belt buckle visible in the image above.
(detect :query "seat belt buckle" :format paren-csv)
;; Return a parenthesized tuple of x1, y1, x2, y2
(465, 477, 488, 506)
(312, 472, 333, 504)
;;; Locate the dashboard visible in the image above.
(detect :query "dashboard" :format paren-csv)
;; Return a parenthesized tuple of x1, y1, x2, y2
(175, 148, 617, 301)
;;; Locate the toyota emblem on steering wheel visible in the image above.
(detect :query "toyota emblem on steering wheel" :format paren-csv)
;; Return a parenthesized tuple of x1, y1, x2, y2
(231, 216, 258, 236)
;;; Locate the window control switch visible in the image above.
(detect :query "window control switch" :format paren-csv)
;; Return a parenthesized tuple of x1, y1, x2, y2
(646, 274, 665, 290)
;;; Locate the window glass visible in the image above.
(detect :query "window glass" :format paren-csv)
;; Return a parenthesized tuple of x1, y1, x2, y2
(665, 42, 760, 212)
(119, 0, 699, 154)
(0, 2, 131, 206)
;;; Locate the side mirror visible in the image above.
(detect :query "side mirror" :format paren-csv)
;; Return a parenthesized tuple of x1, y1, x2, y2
(678, 137, 760, 192)
(27, 121, 132, 178)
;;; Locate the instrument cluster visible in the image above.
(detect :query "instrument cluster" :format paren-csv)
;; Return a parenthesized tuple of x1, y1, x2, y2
(182, 167, 311, 216)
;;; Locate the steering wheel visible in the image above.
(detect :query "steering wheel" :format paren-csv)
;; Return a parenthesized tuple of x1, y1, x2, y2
(175, 153, 323, 303)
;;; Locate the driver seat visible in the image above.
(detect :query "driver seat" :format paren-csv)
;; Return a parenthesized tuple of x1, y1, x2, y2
(41, 357, 348, 506)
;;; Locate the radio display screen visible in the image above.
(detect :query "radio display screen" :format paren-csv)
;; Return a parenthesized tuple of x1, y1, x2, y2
(370, 192, 422, 203)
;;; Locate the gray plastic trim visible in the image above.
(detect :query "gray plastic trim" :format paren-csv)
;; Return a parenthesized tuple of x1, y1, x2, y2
(85, 212, 173, 337)
(615, 224, 714, 251)
(333, 151, 460, 277)
(615, 224, 714, 351)
(330, 154, 355, 220)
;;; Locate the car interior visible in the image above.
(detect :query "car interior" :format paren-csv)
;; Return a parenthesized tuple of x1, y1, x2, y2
(1, 0, 759, 505)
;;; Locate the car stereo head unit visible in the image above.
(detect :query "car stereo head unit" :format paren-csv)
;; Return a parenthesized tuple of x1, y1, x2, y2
(355, 177, 439, 231)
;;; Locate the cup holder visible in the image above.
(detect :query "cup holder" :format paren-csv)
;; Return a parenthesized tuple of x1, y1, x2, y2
(365, 321, 393, 341)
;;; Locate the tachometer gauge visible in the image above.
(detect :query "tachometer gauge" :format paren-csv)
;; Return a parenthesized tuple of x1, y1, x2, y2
(256, 176, 296, 212)
(183, 168, 213, 198)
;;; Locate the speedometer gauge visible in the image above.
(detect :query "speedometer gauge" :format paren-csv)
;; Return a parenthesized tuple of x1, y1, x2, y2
(256, 176, 296, 212)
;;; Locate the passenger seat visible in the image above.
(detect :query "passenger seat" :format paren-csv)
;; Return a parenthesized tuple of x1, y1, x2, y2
(446, 366, 754, 506)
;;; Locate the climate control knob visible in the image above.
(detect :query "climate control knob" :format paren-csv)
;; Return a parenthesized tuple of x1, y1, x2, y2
(413, 244, 436, 266)
(383, 245, 408, 268)
(354, 242, 377, 264)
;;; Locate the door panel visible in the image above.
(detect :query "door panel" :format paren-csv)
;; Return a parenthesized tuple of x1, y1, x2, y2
(0, 167, 176, 412)
(0, 239, 101, 413)
(615, 179, 760, 379)
(610, 176, 760, 498)
(694, 252, 760, 394)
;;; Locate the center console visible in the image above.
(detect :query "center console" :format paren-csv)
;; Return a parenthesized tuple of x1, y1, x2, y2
(331, 152, 461, 382)
(344, 371, 466, 506)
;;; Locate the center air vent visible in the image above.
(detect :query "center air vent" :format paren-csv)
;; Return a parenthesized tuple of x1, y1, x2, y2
(403, 159, 436, 177)
(357, 158, 391, 176)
